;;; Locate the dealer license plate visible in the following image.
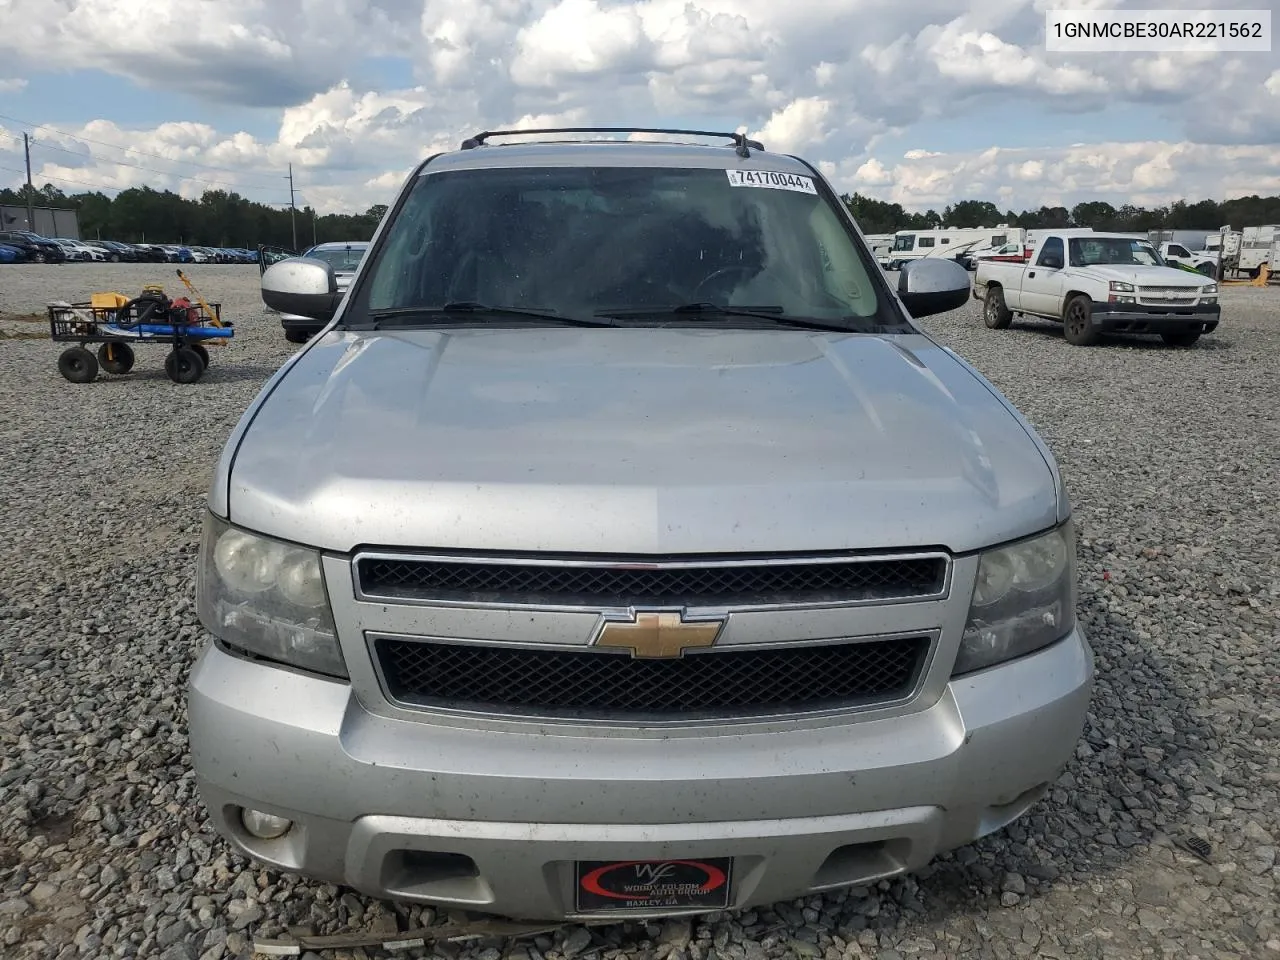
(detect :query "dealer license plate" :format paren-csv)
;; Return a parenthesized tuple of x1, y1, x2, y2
(574, 858, 733, 913)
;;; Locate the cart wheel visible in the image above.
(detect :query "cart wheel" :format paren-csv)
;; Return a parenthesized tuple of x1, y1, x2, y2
(98, 342, 136, 375)
(190, 343, 210, 367)
(58, 346, 99, 383)
(165, 347, 206, 384)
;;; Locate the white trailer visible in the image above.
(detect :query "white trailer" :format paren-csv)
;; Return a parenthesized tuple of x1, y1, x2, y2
(1205, 230, 1242, 258)
(883, 226, 1024, 269)
(1239, 225, 1277, 277)
(861, 233, 895, 264)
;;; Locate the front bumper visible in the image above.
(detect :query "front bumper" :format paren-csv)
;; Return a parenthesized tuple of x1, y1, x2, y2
(1090, 302, 1219, 334)
(189, 627, 1093, 921)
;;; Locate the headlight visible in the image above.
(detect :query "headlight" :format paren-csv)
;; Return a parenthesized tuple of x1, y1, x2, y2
(1108, 281, 1135, 292)
(952, 521, 1076, 676)
(196, 512, 347, 678)
(1202, 283, 1218, 294)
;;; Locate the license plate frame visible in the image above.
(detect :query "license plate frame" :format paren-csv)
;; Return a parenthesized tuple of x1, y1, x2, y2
(574, 858, 733, 913)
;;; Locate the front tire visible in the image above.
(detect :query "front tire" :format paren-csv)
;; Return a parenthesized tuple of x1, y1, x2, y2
(98, 342, 136, 374)
(1062, 295, 1100, 346)
(165, 347, 206, 384)
(58, 347, 98, 383)
(983, 287, 1012, 329)
(1197, 262, 1216, 277)
(1161, 328, 1202, 347)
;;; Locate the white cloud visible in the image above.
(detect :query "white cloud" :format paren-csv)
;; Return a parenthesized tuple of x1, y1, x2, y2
(0, 77, 27, 93)
(827, 141, 1280, 211)
(749, 97, 832, 153)
(0, 0, 1275, 215)
(511, 0, 648, 87)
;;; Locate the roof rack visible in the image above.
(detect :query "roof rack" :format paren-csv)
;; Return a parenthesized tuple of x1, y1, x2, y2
(458, 127, 764, 158)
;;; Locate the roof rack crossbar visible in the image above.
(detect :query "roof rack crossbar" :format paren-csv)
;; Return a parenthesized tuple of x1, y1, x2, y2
(459, 127, 763, 157)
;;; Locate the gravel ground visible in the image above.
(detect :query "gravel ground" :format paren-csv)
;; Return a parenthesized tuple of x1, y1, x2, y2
(1, 263, 1278, 960)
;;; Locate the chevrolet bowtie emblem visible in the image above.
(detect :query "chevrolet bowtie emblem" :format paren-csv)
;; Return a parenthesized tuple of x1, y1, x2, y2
(594, 611, 724, 658)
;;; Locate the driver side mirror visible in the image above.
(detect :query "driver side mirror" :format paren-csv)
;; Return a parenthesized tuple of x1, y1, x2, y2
(897, 258, 971, 319)
(261, 257, 341, 322)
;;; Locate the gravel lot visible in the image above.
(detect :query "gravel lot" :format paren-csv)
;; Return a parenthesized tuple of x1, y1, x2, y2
(1, 263, 1278, 960)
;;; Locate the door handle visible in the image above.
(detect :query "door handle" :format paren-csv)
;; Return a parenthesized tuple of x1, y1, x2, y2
(1028, 271, 1036, 278)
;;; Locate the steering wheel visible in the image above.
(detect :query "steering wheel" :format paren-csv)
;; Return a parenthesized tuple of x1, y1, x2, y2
(597, 276, 685, 306)
(691, 265, 757, 300)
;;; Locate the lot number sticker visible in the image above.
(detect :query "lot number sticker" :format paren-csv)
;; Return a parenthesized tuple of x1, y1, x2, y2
(726, 169, 817, 194)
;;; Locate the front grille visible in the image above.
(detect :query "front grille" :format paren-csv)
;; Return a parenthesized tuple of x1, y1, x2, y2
(357, 555, 946, 607)
(375, 635, 929, 720)
(1138, 287, 1198, 305)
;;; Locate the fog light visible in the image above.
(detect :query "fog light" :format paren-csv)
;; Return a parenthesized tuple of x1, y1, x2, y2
(240, 808, 293, 839)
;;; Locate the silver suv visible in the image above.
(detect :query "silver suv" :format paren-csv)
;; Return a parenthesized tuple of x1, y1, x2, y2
(189, 127, 1093, 921)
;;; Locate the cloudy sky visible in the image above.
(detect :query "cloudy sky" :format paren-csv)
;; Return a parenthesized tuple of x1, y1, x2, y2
(0, 0, 1277, 216)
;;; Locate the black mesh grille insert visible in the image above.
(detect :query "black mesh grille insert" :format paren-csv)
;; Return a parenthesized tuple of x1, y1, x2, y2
(358, 555, 945, 607)
(376, 635, 928, 719)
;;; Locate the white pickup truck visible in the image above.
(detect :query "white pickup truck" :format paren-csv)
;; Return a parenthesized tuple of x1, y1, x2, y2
(1156, 241, 1218, 276)
(973, 231, 1220, 347)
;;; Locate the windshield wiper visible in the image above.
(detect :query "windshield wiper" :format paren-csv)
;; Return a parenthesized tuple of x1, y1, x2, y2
(598, 302, 861, 333)
(368, 302, 618, 328)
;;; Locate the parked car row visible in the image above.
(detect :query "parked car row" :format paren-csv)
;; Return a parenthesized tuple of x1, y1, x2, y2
(0, 230, 68, 263)
(0, 231, 262, 265)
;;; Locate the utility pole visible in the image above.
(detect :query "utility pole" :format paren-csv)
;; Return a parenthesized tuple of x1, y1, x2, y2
(23, 133, 35, 232)
(287, 163, 298, 251)
(312, 207, 317, 246)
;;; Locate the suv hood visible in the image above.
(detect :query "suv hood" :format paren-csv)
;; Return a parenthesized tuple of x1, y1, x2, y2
(223, 328, 1061, 555)
(1079, 264, 1207, 286)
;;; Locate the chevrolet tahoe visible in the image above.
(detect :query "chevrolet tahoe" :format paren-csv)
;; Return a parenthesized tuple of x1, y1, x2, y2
(188, 127, 1094, 921)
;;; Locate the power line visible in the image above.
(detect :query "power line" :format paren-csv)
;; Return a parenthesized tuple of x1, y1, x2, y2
(0, 129, 282, 194)
(0, 161, 293, 204)
(0, 163, 119, 190)
(0, 110, 284, 187)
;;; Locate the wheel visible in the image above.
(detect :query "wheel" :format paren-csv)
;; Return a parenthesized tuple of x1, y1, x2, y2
(109, 253, 121, 263)
(97, 342, 136, 375)
(1062, 295, 1099, 346)
(31, 252, 46, 263)
(165, 347, 206, 384)
(983, 287, 1012, 329)
(285, 330, 309, 344)
(1197, 262, 1216, 277)
(1161, 328, 1202, 347)
(58, 346, 98, 383)
(189, 343, 210, 366)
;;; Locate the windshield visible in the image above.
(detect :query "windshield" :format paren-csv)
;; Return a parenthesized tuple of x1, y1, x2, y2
(350, 165, 899, 329)
(306, 245, 367, 271)
(1069, 237, 1164, 267)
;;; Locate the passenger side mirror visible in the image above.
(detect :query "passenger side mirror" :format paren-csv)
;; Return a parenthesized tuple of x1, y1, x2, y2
(897, 258, 971, 319)
(261, 257, 341, 322)
(1039, 254, 1063, 270)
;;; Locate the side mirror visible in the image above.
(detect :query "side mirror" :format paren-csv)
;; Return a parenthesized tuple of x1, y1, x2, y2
(897, 258, 971, 319)
(1039, 254, 1063, 270)
(261, 257, 340, 321)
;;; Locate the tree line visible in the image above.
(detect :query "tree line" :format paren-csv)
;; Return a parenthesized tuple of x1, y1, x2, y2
(4, 181, 1280, 248)
(841, 193, 1280, 236)
(0, 183, 386, 250)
